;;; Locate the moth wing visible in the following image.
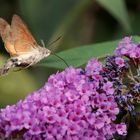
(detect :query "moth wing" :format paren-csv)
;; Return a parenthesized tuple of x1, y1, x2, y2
(0, 18, 8, 33)
(11, 14, 38, 55)
(0, 18, 17, 56)
(14, 40, 35, 55)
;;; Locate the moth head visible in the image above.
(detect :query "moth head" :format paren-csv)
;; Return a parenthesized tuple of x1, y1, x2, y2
(40, 38, 69, 67)
(45, 48, 51, 57)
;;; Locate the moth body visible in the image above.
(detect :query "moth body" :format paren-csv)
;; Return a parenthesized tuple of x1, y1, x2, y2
(0, 47, 51, 76)
(13, 46, 51, 67)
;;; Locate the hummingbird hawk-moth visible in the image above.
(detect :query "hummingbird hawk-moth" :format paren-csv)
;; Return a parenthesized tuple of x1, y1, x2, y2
(0, 14, 51, 76)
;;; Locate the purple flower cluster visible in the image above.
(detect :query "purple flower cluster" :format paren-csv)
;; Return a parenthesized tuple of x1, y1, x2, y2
(115, 36, 138, 57)
(0, 59, 127, 139)
(113, 36, 140, 119)
(115, 36, 140, 67)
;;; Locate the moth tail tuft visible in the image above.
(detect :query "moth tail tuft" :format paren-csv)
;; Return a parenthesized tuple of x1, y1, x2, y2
(0, 67, 10, 76)
(0, 59, 15, 76)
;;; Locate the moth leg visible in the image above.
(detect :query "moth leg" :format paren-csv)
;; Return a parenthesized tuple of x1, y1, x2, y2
(0, 59, 15, 76)
(18, 57, 37, 70)
(20, 62, 33, 70)
(14, 61, 33, 72)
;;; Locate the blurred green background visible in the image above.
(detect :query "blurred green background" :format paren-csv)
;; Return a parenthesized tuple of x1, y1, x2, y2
(0, 0, 140, 108)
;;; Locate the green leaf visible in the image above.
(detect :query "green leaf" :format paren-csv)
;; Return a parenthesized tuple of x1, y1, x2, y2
(96, 0, 130, 31)
(39, 40, 118, 69)
(133, 36, 140, 43)
(39, 36, 140, 69)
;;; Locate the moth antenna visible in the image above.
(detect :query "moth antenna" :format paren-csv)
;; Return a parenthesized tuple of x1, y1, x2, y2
(41, 39, 46, 48)
(46, 36, 62, 49)
(44, 36, 68, 67)
(51, 53, 69, 67)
